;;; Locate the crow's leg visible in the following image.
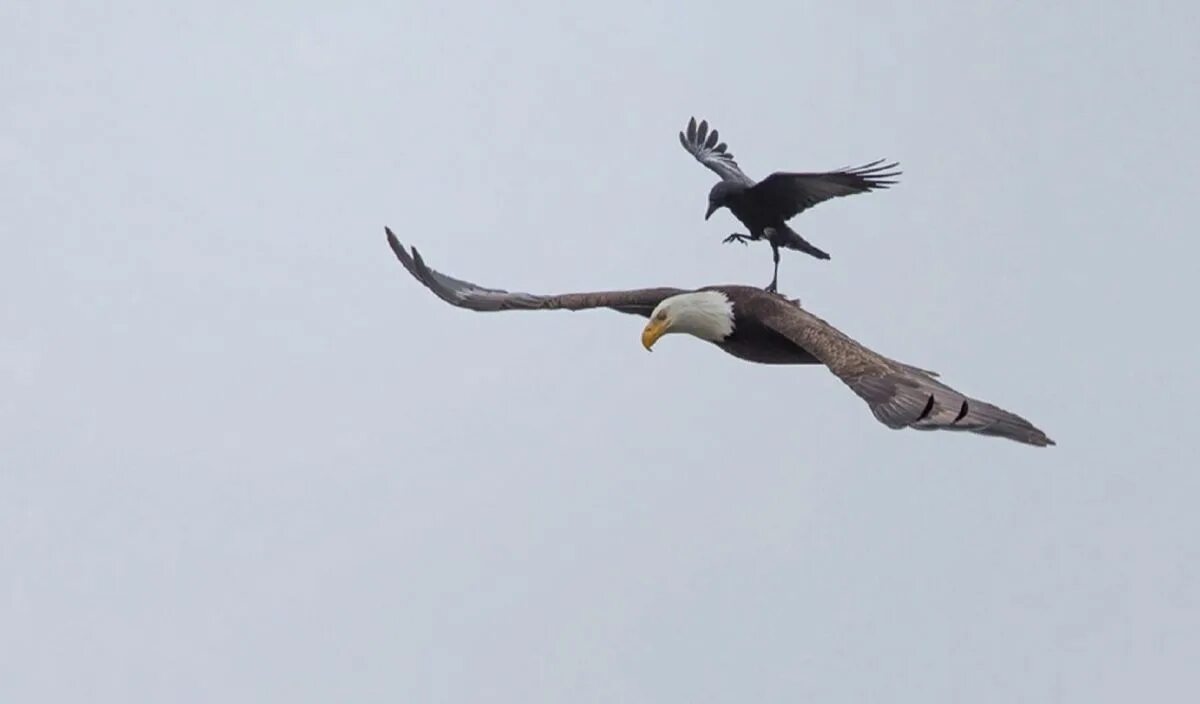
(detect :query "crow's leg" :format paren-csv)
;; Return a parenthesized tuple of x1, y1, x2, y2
(765, 245, 781, 293)
(722, 232, 752, 246)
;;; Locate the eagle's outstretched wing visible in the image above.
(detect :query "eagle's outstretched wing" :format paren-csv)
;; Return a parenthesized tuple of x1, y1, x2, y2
(752, 295, 1055, 447)
(678, 117, 755, 187)
(387, 228, 684, 317)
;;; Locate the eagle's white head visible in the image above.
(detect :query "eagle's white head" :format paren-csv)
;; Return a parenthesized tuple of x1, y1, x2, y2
(641, 291, 736, 350)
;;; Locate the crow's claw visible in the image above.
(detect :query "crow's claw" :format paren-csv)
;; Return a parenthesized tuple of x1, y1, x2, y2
(722, 233, 751, 246)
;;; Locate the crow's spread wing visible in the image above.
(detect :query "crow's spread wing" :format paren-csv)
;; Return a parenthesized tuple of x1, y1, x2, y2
(749, 160, 900, 220)
(678, 117, 755, 186)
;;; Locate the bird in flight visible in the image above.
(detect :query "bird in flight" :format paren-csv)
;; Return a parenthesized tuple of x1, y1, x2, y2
(678, 117, 900, 292)
(386, 228, 1054, 447)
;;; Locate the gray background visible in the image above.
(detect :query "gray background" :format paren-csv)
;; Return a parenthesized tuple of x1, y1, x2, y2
(3, 2, 1197, 702)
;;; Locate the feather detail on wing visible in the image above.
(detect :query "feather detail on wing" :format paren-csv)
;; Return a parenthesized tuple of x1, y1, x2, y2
(753, 295, 1054, 447)
(678, 117, 755, 186)
(850, 373, 1055, 447)
(386, 228, 683, 317)
(749, 159, 901, 220)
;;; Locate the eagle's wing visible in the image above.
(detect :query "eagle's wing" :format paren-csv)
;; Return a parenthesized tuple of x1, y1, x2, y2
(678, 117, 755, 187)
(752, 295, 1055, 447)
(748, 159, 900, 220)
(387, 228, 685, 317)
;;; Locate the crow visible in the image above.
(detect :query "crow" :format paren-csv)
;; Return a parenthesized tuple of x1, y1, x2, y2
(678, 117, 900, 292)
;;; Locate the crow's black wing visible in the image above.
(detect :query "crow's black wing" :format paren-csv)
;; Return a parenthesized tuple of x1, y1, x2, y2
(677, 117, 755, 186)
(748, 160, 900, 220)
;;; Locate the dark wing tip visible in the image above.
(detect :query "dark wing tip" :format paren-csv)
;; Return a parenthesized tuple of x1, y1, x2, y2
(1027, 428, 1057, 447)
(407, 245, 435, 285)
(384, 226, 455, 304)
(847, 159, 903, 186)
(410, 245, 426, 272)
(832, 160, 902, 182)
(385, 226, 413, 267)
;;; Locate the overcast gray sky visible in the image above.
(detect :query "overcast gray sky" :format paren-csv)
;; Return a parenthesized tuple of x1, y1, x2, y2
(3, 2, 1198, 702)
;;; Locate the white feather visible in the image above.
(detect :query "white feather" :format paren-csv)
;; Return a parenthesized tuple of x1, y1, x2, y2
(651, 291, 736, 342)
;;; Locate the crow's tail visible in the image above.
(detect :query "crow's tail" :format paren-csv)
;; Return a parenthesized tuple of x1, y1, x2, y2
(770, 224, 830, 260)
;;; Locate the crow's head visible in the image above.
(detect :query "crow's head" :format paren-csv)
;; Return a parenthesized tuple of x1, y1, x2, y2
(705, 181, 739, 220)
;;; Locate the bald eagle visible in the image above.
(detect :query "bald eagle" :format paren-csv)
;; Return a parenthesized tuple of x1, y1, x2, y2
(386, 229, 1053, 447)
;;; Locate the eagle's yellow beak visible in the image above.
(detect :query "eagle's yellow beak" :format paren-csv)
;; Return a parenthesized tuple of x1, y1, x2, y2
(641, 318, 669, 351)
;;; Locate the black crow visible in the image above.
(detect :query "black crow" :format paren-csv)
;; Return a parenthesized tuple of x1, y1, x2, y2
(679, 117, 900, 292)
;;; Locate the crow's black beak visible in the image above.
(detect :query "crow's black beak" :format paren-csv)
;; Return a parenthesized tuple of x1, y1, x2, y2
(705, 202, 718, 220)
